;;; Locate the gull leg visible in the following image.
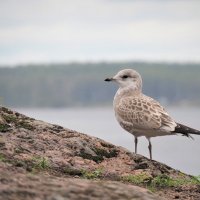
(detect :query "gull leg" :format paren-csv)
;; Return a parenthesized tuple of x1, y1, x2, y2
(147, 138, 152, 160)
(134, 136, 138, 154)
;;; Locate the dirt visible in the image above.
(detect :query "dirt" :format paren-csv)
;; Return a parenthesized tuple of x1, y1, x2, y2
(0, 106, 200, 200)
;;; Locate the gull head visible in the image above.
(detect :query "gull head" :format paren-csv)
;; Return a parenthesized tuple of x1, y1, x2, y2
(105, 69, 142, 91)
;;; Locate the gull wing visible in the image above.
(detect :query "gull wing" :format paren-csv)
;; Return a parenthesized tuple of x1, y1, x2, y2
(115, 95, 176, 131)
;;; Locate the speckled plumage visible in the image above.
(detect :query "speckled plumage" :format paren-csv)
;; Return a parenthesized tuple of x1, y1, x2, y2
(105, 69, 200, 160)
(114, 95, 177, 137)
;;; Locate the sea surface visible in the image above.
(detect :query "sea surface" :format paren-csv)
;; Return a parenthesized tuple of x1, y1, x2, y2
(15, 106, 200, 176)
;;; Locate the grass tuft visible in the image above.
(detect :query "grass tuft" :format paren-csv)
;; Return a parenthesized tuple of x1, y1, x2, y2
(0, 153, 6, 162)
(122, 173, 151, 185)
(122, 173, 200, 191)
(0, 124, 10, 132)
(32, 157, 50, 170)
(81, 168, 103, 179)
(151, 174, 200, 188)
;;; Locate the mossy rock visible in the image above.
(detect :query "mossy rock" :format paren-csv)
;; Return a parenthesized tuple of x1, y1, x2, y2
(78, 147, 118, 163)
(0, 124, 11, 132)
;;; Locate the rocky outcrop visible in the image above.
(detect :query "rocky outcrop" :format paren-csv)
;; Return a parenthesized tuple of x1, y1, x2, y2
(0, 162, 159, 200)
(0, 106, 200, 200)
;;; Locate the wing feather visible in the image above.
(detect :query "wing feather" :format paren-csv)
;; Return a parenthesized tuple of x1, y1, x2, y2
(115, 95, 176, 131)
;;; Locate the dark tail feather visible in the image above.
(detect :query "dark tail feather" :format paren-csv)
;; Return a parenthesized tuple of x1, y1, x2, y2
(173, 123, 200, 138)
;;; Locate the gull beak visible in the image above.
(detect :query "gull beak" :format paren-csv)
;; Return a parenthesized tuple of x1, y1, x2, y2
(104, 77, 114, 82)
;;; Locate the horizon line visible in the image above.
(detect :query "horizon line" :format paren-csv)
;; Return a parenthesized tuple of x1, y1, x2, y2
(1, 59, 200, 68)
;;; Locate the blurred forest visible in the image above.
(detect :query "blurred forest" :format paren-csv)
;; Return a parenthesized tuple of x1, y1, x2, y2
(0, 62, 200, 108)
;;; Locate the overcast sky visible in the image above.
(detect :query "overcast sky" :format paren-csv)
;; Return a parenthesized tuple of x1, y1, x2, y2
(0, 0, 200, 65)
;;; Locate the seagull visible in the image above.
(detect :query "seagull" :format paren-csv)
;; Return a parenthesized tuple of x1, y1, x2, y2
(105, 69, 200, 160)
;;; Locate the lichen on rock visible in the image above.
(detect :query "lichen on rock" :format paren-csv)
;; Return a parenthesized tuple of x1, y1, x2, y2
(0, 106, 200, 200)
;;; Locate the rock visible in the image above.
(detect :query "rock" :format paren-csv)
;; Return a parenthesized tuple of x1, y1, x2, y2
(0, 106, 200, 200)
(0, 162, 160, 200)
(0, 114, 5, 124)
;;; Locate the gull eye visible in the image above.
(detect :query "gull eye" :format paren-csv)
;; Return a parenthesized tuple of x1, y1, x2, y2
(122, 75, 129, 79)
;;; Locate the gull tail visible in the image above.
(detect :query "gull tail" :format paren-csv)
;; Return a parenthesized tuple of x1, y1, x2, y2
(173, 123, 200, 138)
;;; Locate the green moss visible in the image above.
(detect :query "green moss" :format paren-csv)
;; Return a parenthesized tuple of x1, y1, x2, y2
(32, 157, 50, 170)
(122, 173, 200, 191)
(0, 153, 6, 162)
(2, 113, 35, 130)
(151, 174, 175, 188)
(16, 121, 35, 130)
(0, 124, 10, 132)
(122, 173, 152, 185)
(151, 174, 200, 188)
(2, 114, 17, 123)
(0, 154, 50, 171)
(194, 175, 200, 182)
(81, 168, 103, 179)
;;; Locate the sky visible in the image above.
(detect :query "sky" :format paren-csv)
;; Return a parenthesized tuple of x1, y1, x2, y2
(0, 0, 200, 65)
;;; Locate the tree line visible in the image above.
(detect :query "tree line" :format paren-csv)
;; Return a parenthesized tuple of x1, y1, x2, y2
(0, 62, 200, 108)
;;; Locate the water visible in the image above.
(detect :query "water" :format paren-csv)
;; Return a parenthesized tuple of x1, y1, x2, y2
(15, 106, 200, 176)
